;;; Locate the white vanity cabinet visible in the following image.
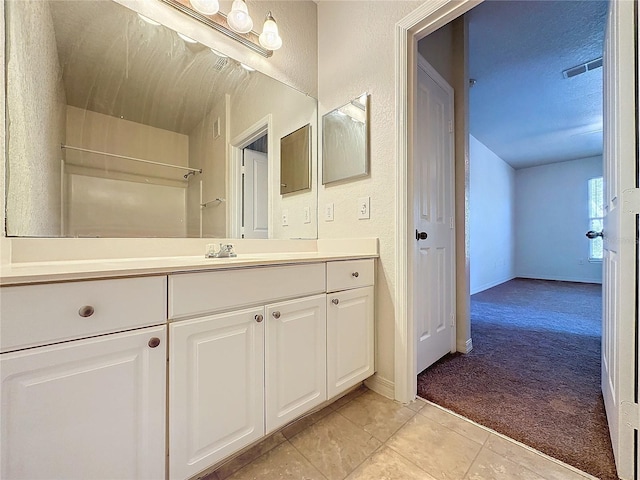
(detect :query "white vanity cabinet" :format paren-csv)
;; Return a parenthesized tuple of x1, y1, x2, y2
(326, 260, 375, 398)
(0, 277, 168, 480)
(167, 263, 327, 480)
(169, 307, 266, 480)
(265, 294, 327, 433)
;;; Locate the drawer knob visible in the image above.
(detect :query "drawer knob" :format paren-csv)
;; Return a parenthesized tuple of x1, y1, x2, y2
(78, 305, 95, 318)
(148, 337, 161, 348)
(272, 311, 281, 319)
(332, 298, 339, 305)
(255, 314, 264, 323)
(352, 272, 359, 278)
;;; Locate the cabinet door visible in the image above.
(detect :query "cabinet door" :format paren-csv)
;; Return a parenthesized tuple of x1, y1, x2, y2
(265, 294, 327, 433)
(169, 307, 265, 480)
(1, 325, 166, 480)
(327, 286, 375, 398)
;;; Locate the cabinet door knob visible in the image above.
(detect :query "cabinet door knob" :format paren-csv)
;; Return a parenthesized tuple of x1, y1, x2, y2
(78, 305, 95, 318)
(352, 272, 359, 278)
(148, 337, 161, 348)
(272, 311, 281, 319)
(255, 314, 264, 323)
(332, 298, 339, 305)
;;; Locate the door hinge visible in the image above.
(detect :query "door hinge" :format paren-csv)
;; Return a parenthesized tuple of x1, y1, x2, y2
(241, 165, 246, 175)
(621, 401, 640, 429)
(450, 313, 455, 327)
(450, 217, 454, 229)
(622, 188, 640, 214)
(448, 121, 453, 133)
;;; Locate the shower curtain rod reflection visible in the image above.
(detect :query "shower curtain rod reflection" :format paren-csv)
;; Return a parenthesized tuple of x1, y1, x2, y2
(60, 144, 203, 178)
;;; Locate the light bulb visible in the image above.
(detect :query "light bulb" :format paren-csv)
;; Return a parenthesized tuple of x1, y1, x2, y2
(189, 0, 219, 15)
(259, 12, 282, 50)
(227, 0, 253, 34)
(137, 13, 161, 26)
(177, 32, 198, 44)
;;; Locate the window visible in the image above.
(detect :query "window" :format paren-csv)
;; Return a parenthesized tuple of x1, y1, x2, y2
(588, 177, 604, 261)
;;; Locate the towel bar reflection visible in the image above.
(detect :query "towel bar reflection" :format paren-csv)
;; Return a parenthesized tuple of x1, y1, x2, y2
(60, 144, 203, 178)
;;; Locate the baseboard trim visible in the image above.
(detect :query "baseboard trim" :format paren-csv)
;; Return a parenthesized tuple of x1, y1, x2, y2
(364, 374, 395, 400)
(516, 274, 602, 284)
(457, 338, 473, 353)
(470, 275, 516, 295)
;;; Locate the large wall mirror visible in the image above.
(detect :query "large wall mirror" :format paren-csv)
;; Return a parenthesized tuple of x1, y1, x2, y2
(4, 0, 318, 239)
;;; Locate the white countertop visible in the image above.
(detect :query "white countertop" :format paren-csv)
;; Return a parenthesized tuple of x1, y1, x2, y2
(0, 251, 378, 286)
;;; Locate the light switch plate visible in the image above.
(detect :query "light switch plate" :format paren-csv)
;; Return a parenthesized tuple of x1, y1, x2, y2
(358, 196, 370, 219)
(325, 203, 334, 221)
(303, 206, 311, 224)
(282, 209, 289, 226)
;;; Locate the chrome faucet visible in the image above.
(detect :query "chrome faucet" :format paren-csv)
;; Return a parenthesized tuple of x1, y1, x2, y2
(205, 243, 237, 258)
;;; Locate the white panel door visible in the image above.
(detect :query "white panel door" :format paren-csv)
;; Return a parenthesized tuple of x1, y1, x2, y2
(327, 286, 375, 398)
(265, 295, 327, 433)
(601, 1, 637, 478)
(415, 56, 456, 374)
(243, 149, 268, 239)
(169, 307, 265, 480)
(1, 325, 166, 480)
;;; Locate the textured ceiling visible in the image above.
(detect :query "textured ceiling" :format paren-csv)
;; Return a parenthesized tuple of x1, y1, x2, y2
(50, 0, 252, 134)
(468, 0, 608, 169)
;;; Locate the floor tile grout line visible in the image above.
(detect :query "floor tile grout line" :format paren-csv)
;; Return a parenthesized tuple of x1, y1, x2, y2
(460, 441, 486, 480)
(383, 441, 444, 480)
(417, 396, 599, 480)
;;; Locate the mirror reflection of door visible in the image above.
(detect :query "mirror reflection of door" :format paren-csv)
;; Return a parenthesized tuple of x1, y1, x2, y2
(242, 135, 268, 239)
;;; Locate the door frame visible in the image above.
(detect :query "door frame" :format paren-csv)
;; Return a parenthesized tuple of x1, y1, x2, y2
(394, 0, 480, 405)
(229, 114, 273, 238)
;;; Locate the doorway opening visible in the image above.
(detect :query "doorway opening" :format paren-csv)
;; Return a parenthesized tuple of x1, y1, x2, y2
(229, 115, 272, 239)
(408, 1, 625, 478)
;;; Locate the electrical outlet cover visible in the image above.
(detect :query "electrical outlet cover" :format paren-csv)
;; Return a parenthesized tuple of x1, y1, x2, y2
(358, 196, 370, 219)
(282, 209, 289, 226)
(325, 203, 334, 221)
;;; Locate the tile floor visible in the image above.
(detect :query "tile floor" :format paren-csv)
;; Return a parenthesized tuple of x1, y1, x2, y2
(202, 386, 598, 480)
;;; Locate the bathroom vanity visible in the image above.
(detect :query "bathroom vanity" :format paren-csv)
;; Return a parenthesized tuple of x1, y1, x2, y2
(0, 251, 376, 480)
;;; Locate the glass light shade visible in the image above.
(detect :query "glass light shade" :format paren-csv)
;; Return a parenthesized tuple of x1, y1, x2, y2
(227, 0, 253, 34)
(240, 63, 255, 72)
(189, 0, 219, 16)
(259, 13, 282, 50)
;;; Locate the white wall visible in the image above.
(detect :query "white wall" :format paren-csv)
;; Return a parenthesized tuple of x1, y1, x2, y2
(318, 1, 422, 388)
(5, 0, 66, 236)
(469, 135, 516, 294)
(515, 156, 603, 283)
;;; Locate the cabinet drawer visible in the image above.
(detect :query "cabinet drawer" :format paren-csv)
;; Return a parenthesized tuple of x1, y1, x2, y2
(326, 259, 375, 292)
(169, 263, 326, 319)
(0, 276, 167, 353)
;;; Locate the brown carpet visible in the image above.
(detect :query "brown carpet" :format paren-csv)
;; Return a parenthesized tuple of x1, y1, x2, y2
(417, 278, 618, 480)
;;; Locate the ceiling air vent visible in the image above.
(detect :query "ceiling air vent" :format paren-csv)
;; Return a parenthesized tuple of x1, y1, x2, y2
(562, 57, 603, 79)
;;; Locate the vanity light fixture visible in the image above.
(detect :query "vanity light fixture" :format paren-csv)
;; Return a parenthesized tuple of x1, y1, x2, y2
(227, 0, 253, 34)
(159, 0, 277, 58)
(240, 63, 255, 72)
(259, 12, 282, 51)
(189, 0, 219, 16)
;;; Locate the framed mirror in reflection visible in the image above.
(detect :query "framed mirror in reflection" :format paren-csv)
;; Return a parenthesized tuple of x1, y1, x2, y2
(322, 93, 369, 185)
(4, 0, 318, 239)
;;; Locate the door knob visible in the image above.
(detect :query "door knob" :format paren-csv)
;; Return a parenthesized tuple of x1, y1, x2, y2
(78, 305, 95, 317)
(148, 337, 161, 348)
(332, 298, 339, 305)
(416, 230, 428, 240)
(272, 311, 281, 319)
(586, 230, 603, 239)
(255, 314, 263, 323)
